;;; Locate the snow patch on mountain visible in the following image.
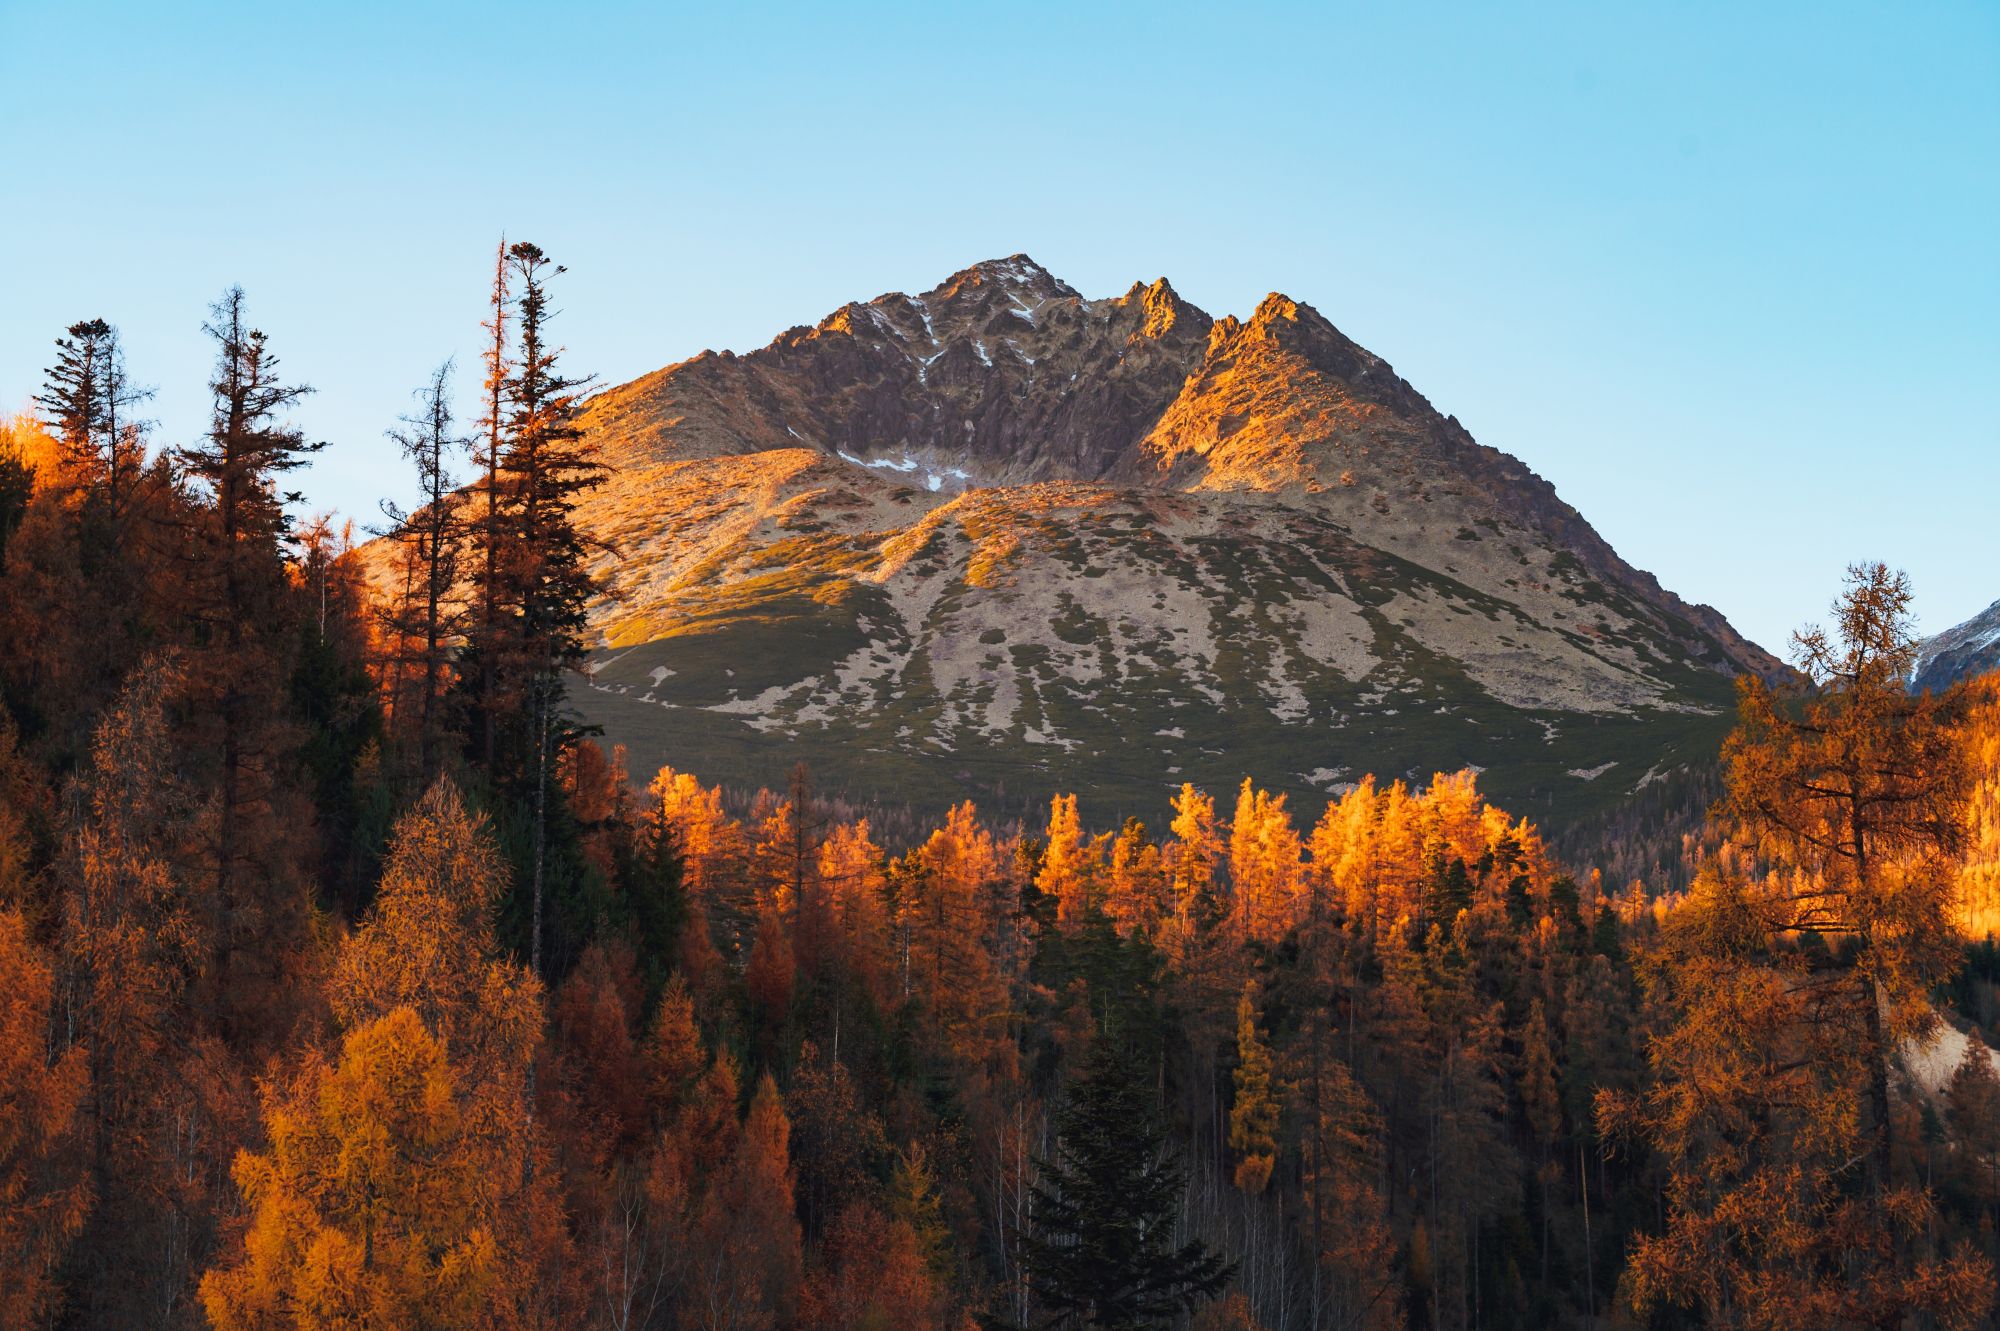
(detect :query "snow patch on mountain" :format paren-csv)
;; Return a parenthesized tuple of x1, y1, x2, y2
(837, 449, 976, 493)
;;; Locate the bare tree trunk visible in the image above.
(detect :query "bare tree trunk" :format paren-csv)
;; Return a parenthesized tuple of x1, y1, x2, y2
(1579, 1136, 1594, 1325)
(531, 683, 549, 979)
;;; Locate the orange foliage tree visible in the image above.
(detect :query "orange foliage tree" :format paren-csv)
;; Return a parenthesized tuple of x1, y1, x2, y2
(691, 1073, 804, 1331)
(1955, 674, 2000, 935)
(1037, 792, 1107, 928)
(1604, 566, 1991, 1330)
(799, 1200, 952, 1331)
(200, 1008, 512, 1330)
(1228, 980, 1278, 1194)
(1228, 779, 1303, 944)
(204, 781, 566, 1328)
(900, 802, 1010, 1066)
(0, 909, 89, 1328)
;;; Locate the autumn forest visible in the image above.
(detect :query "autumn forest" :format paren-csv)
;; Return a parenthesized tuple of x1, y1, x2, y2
(6, 245, 2000, 1331)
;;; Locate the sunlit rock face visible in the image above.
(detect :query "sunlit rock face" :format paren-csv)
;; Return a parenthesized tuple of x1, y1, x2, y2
(565, 256, 1781, 826)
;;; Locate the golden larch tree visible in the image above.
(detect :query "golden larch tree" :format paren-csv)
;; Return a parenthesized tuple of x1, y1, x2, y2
(205, 781, 566, 1329)
(1604, 565, 1991, 1330)
(1228, 780, 1303, 944)
(1228, 980, 1279, 1194)
(1037, 793, 1106, 928)
(0, 909, 89, 1329)
(200, 1008, 508, 1330)
(692, 1072, 804, 1331)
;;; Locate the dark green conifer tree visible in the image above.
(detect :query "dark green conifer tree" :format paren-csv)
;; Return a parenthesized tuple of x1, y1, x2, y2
(175, 286, 322, 1040)
(37, 317, 150, 509)
(1017, 1042, 1232, 1330)
(464, 241, 603, 977)
(36, 318, 114, 470)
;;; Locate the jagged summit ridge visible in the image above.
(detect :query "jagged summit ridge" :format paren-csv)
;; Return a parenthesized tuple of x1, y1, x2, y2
(585, 257, 1570, 518)
(586, 255, 1231, 486)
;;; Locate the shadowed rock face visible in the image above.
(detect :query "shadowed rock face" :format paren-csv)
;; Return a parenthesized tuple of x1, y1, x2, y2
(554, 256, 1782, 825)
(1915, 599, 2000, 693)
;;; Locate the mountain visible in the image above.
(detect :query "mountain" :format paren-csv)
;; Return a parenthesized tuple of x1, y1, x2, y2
(561, 255, 1781, 826)
(1915, 599, 2000, 693)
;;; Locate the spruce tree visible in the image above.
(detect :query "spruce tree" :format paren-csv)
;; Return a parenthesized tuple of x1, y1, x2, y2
(176, 286, 321, 1041)
(1018, 1042, 1232, 1330)
(468, 241, 603, 976)
(36, 318, 113, 471)
(37, 318, 149, 506)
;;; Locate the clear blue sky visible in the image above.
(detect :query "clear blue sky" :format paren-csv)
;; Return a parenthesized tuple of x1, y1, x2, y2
(3, 1, 1994, 654)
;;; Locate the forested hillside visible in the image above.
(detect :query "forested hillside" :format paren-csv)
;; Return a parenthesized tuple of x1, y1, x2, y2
(4, 248, 1999, 1331)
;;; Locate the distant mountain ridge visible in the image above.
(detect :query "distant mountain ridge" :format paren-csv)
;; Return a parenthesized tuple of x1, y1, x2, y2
(539, 255, 1782, 824)
(1915, 598, 2000, 693)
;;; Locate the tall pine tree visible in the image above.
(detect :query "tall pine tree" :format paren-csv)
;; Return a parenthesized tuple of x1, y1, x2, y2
(467, 242, 603, 977)
(176, 287, 321, 1042)
(35, 317, 149, 500)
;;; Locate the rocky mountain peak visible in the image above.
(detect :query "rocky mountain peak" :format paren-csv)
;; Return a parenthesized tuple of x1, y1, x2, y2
(482, 252, 1799, 826)
(1241, 293, 1374, 367)
(1249, 291, 1306, 325)
(1123, 276, 1203, 341)
(572, 264, 1772, 682)
(925, 253, 1077, 306)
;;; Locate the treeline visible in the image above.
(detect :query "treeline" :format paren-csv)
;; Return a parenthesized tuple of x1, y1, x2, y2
(3, 249, 2000, 1331)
